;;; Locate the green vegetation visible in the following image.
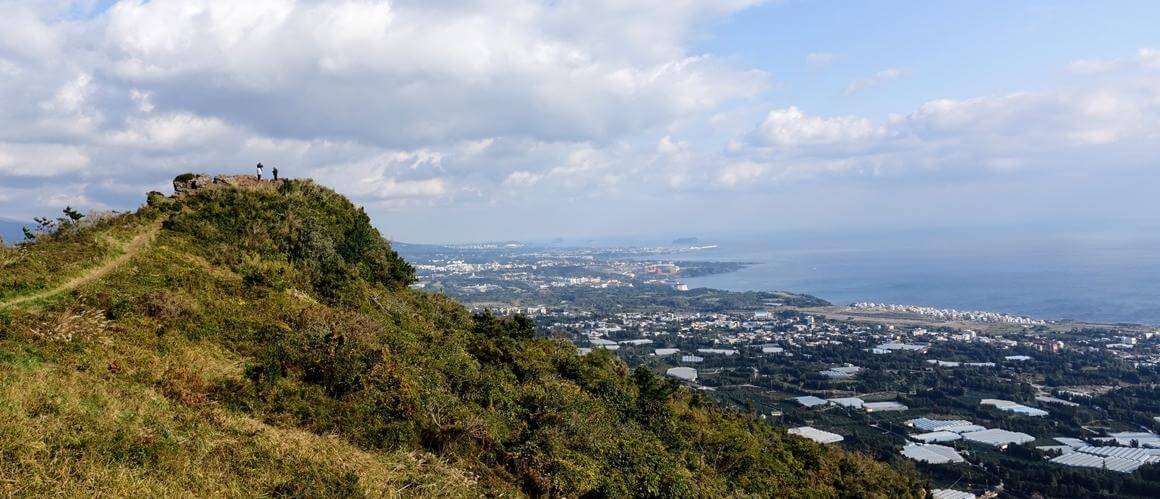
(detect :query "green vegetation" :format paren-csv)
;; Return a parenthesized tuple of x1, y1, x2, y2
(0, 177, 922, 497)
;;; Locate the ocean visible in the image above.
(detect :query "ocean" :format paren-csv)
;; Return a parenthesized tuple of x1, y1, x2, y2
(656, 231, 1160, 325)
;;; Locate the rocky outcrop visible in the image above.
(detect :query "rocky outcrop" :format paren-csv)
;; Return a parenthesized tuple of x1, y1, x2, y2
(171, 173, 283, 197)
(172, 174, 214, 195)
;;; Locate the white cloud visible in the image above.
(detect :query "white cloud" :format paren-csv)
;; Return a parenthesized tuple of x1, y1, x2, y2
(0, 0, 771, 222)
(1069, 48, 1160, 73)
(0, 5, 62, 61)
(503, 171, 544, 188)
(0, 143, 90, 177)
(371, 178, 447, 199)
(312, 149, 447, 202)
(717, 161, 765, 186)
(95, 0, 767, 147)
(0, 4, 1158, 240)
(105, 113, 234, 150)
(732, 78, 1160, 184)
(806, 52, 834, 65)
(750, 107, 887, 149)
(656, 135, 688, 155)
(130, 89, 155, 113)
(845, 67, 906, 94)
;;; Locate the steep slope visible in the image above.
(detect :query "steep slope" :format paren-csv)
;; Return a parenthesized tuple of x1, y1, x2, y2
(0, 176, 924, 497)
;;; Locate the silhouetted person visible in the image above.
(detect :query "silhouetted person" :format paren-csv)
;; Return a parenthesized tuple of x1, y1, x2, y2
(256, 162, 263, 180)
(272, 167, 279, 181)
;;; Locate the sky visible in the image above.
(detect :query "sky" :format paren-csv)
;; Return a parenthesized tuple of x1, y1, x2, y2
(0, 0, 1158, 244)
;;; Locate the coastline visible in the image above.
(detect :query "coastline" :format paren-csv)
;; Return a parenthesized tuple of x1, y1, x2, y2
(665, 246, 1160, 326)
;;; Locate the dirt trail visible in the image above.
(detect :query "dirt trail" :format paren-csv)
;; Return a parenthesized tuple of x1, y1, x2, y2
(0, 223, 162, 309)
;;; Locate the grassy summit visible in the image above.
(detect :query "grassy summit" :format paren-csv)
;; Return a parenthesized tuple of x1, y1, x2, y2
(0, 176, 923, 497)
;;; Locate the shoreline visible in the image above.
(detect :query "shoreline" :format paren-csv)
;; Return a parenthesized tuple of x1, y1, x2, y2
(676, 258, 1160, 328)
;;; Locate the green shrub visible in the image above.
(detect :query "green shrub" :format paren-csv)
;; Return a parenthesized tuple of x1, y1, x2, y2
(141, 290, 200, 322)
(164, 180, 414, 303)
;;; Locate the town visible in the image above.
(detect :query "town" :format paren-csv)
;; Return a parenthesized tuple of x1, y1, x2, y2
(397, 241, 1160, 498)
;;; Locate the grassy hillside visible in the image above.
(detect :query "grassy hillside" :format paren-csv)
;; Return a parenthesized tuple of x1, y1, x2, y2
(0, 177, 924, 497)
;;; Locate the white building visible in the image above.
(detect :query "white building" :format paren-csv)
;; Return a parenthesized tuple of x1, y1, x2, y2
(902, 443, 965, 464)
(980, 399, 1048, 417)
(794, 396, 828, 408)
(665, 367, 698, 382)
(864, 401, 908, 412)
(911, 431, 962, 443)
(654, 348, 680, 356)
(877, 342, 928, 352)
(820, 365, 862, 379)
(828, 397, 865, 409)
(907, 418, 975, 432)
(697, 348, 738, 356)
(961, 429, 1035, 448)
(1108, 431, 1160, 448)
(1054, 437, 1089, 448)
(1050, 447, 1160, 473)
(931, 490, 976, 499)
(1071, 446, 1160, 462)
(619, 339, 654, 346)
(1035, 396, 1079, 407)
(789, 426, 844, 444)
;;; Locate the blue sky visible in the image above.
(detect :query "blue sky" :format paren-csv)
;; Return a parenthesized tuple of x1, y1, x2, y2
(0, 0, 1158, 243)
(703, 1, 1160, 113)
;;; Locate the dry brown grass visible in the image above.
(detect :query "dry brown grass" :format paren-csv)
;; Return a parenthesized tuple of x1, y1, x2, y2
(0, 360, 482, 498)
(23, 307, 112, 345)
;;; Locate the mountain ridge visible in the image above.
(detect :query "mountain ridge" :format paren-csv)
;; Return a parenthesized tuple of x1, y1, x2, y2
(0, 174, 923, 497)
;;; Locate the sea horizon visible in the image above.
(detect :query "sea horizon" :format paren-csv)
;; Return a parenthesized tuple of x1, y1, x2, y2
(641, 230, 1160, 326)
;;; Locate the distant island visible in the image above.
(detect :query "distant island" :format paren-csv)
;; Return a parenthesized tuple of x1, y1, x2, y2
(671, 236, 698, 245)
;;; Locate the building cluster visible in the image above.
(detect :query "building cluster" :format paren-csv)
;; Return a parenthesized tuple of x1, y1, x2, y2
(407, 242, 1160, 496)
(546, 305, 1160, 485)
(851, 302, 1047, 325)
(536, 305, 1160, 378)
(906, 418, 1033, 449)
(412, 249, 704, 293)
(1046, 434, 1160, 473)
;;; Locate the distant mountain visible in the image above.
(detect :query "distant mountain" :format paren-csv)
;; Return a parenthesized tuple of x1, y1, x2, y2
(672, 236, 698, 245)
(0, 218, 28, 244)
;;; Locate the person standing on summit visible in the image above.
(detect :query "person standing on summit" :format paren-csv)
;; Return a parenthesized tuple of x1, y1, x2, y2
(256, 162, 264, 180)
(272, 166, 279, 181)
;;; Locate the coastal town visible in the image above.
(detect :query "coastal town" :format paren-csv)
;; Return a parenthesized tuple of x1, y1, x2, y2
(398, 241, 1160, 498)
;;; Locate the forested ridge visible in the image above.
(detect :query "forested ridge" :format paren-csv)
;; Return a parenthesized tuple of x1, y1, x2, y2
(0, 177, 923, 497)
